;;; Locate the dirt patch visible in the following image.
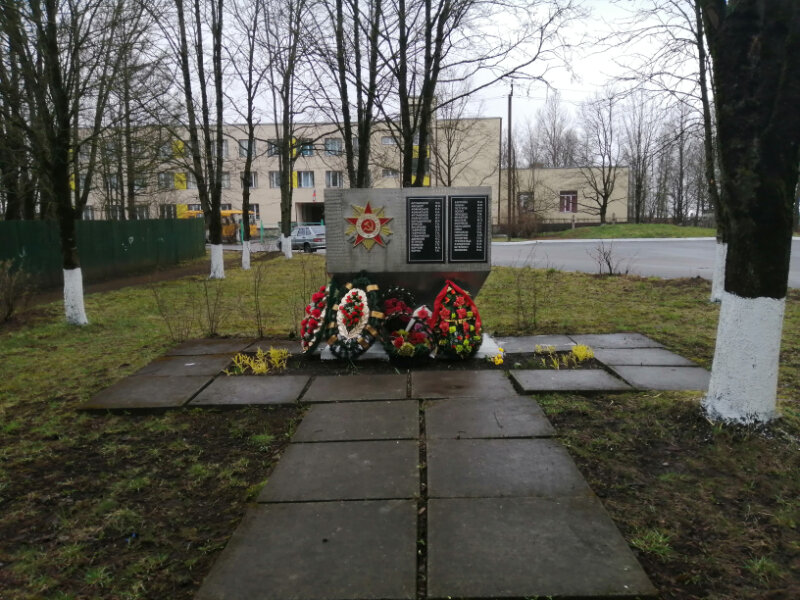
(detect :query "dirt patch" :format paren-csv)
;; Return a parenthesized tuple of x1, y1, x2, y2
(0, 405, 301, 599)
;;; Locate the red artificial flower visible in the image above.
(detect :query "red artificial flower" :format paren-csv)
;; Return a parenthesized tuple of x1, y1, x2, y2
(454, 296, 466, 307)
(392, 336, 404, 348)
(463, 321, 470, 332)
(456, 307, 467, 319)
(439, 307, 450, 320)
(439, 321, 449, 333)
(408, 332, 425, 345)
(312, 308, 321, 318)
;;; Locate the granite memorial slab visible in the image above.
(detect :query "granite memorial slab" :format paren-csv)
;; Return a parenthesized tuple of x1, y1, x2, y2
(292, 401, 419, 442)
(426, 438, 591, 498)
(427, 496, 656, 598)
(569, 332, 664, 349)
(493, 334, 576, 354)
(425, 396, 554, 439)
(610, 365, 711, 391)
(188, 375, 309, 406)
(166, 338, 254, 356)
(131, 354, 231, 377)
(258, 440, 419, 502)
(195, 500, 416, 600)
(411, 370, 516, 399)
(510, 369, 633, 392)
(301, 373, 408, 403)
(593, 347, 696, 367)
(79, 375, 210, 411)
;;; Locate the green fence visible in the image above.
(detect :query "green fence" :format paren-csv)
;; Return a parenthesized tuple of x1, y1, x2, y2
(0, 219, 206, 288)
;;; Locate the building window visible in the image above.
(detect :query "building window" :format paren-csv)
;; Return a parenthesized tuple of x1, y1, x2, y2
(134, 176, 147, 191)
(105, 174, 119, 192)
(267, 140, 279, 156)
(380, 136, 394, 145)
(187, 172, 197, 189)
(269, 171, 281, 188)
(382, 168, 399, 178)
(559, 190, 578, 213)
(296, 170, 314, 188)
(241, 171, 258, 188)
(221, 171, 231, 189)
(221, 203, 232, 210)
(238, 139, 256, 159)
(518, 192, 533, 213)
(135, 205, 150, 219)
(211, 139, 229, 158)
(107, 205, 124, 220)
(325, 138, 343, 156)
(160, 204, 177, 219)
(158, 142, 172, 159)
(188, 203, 202, 211)
(78, 145, 91, 161)
(250, 203, 260, 217)
(82, 205, 95, 220)
(326, 170, 343, 188)
(300, 140, 314, 156)
(158, 172, 172, 189)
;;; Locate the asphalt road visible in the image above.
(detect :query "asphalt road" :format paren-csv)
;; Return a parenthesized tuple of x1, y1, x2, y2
(491, 237, 800, 289)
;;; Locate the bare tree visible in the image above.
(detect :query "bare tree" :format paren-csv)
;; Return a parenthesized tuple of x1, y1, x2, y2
(536, 91, 578, 168)
(226, 0, 271, 269)
(170, 0, 227, 278)
(621, 91, 659, 223)
(0, 0, 136, 324)
(698, 0, 800, 424)
(577, 92, 622, 224)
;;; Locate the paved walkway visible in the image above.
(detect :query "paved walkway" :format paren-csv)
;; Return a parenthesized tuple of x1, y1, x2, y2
(80, 333, 708, 599)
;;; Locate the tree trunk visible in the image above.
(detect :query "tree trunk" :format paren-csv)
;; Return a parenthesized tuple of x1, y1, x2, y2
(700, 0, 800, 424)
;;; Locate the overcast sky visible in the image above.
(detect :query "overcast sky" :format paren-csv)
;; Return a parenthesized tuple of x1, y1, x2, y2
(471, 0, 654, 125)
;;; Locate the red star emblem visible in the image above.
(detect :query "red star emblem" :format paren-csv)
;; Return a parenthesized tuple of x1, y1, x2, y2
(345, 202, 393, 250)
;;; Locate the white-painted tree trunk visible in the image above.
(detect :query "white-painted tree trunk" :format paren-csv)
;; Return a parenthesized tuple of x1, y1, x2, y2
(710, 241, 727, 303)
(63, 267, 89, 325)
(703, 291, 784, 424)
(281, 235, 293, 259)
(241, 240, 251, 270)
(209, 244, 225, 279)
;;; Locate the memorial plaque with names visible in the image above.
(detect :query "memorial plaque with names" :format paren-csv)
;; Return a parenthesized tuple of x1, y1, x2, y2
(407, 196, 445, 263)
(448, 195, 487, 262)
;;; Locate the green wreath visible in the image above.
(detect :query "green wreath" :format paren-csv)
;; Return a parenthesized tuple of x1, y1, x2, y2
(326, 274, 383, 360)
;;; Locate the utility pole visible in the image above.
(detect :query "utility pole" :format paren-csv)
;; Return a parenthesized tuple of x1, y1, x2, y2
(507, 83, 513, 240)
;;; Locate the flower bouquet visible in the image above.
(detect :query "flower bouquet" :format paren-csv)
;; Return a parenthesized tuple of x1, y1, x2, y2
(428, 280, 482, 359)
(383, 304, 436, 362)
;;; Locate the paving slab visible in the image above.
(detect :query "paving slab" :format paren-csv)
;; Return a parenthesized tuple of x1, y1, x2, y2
(411, 370, 516, 399)
(187, 375, 309, 406)
(427, 496, 656, 599)
(511, 369, 632, 392)
(292, 401, 418, 442)
(494, 334, 576, 353)
(166, 338, 254, 356)
(610, 365, 711, 391)
(195, 500, 416, 600)
(302, 373, 408, 403)
(427, 438, 591, 498)
(594, 347, 696, 367)
(131, 354, 232, 377)
(425, 396, 554, 439)
(243, 339, 300, 354)
(79, 375, 210, 411)
(258, 440, 419, 502)
(569, 332, 664, 349)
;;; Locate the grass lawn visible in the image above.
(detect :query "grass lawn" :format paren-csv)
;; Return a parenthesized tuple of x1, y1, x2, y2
(1, 252, 798, 599)
(494, 222, 717, 241)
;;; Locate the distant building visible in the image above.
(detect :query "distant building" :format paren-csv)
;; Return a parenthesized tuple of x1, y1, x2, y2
(499, 166, 630, 228)
(82, 118, 502, 228)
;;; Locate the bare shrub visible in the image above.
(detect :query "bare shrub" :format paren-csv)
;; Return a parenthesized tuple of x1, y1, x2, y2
(588, 241, 631, 276)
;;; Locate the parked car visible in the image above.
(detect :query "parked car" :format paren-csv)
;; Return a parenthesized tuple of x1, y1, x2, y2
(277, 225, 326, 253)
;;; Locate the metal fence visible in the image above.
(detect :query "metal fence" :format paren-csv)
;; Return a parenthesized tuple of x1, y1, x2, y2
(0, 218, 205, 288)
